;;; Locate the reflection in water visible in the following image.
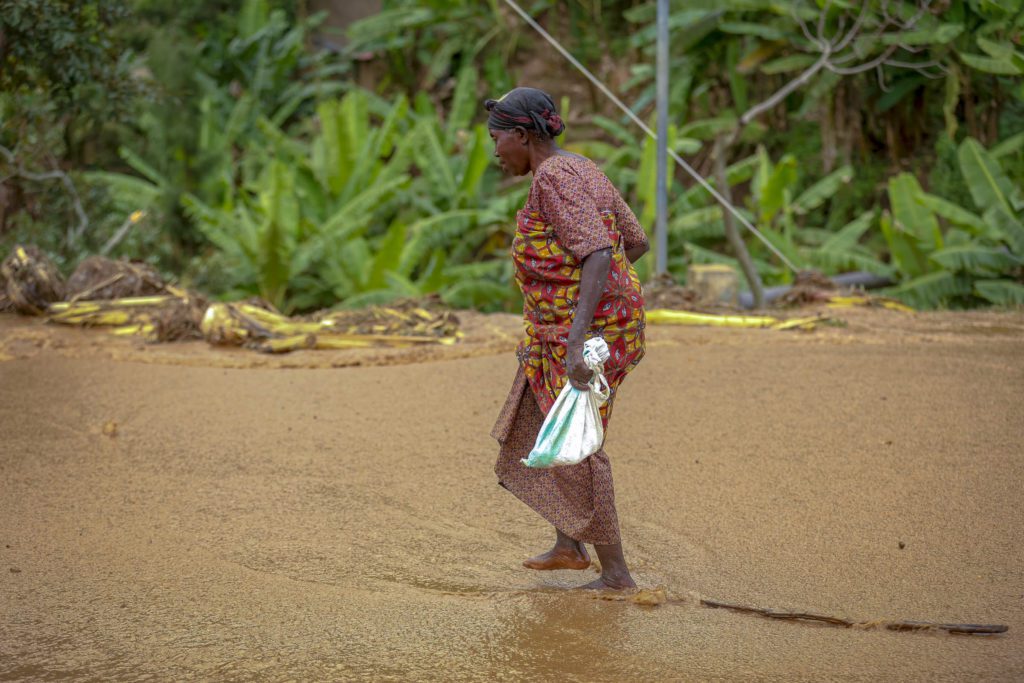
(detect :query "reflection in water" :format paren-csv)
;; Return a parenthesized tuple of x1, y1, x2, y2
(478, 590, 644, 680)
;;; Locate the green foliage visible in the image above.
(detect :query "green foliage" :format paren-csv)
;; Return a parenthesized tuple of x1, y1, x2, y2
(180, 87, 521, 313)
(0, 0, 137, 114)
(880, 138, 1024, 309)
(7, 0, 1024, 313)
(83, 0, 349, 265)
(345, 0, 519, 94)
(0, 0, 142, 264)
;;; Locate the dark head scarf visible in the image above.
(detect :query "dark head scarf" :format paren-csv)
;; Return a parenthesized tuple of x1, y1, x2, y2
(485, 87, 565, 139)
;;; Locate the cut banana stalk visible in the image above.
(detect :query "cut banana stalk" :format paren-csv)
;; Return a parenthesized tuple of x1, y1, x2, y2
(646, 308, 829, 331)
(825, 295, 914, 313)
(111, 323, 156, 338)
(879, 300, 915, 313)
(256, 335, 317, 354)
(771, 316, 827, 331)
(646, 309, 780, 328)
(308, 335, 378, 350)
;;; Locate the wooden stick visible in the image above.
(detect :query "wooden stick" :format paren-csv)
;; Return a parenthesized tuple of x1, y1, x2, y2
(700, 598, 1008, 635)
(68, 273, 125, 303)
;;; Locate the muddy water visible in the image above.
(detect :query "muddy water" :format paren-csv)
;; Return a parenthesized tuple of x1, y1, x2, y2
(1, 310, 1022, 680)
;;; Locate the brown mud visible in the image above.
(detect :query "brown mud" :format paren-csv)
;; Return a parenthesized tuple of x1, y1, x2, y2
(1, 307, 1022, 681)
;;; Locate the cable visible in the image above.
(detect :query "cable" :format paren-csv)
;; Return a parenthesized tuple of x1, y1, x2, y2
(499, 0, 799, 273)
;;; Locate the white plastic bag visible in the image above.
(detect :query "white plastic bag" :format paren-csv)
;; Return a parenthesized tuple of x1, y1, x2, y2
(521, 337, 611, 468)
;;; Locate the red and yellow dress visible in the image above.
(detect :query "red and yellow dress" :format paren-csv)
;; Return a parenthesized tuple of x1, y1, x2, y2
(492, 154, 647, 545)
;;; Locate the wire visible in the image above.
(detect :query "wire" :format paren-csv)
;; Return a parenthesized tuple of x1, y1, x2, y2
(499, 0, 799, 273)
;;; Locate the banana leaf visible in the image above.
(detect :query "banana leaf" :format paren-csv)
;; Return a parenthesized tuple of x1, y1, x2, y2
(984, 206, 1024, 255)
(444, 65, 478, 151)
(820, 210, 875, 252)
(958, 137, 1019, 214)
(944, 69, 961, 139)
(792, 165, 854, 215)
(958, 52, 1022, 75)
(881, 23, 964, 45)
(889, 173, 942, 251)
(916, 192, 991, 236)
(367, 222, 408, 290)
(992, 131, 1024, 158)
(755, 152, 798, 224)
(759, 54, 817, 75)
(929, 245, 1021, 275)
(670, 206, 724, 235)
(256, 162, 298, 310)
(718, 21, 785, 41)
(880, 210, 929, 279)
(974, 279, 1024, 306)
(456, 126, 491, 204)
(889, 270, 974, 308)
(414, 118, 457, 197)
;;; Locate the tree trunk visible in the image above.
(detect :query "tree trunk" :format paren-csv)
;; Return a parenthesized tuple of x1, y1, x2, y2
(713, 136, 764, 309)
(308, 0, 382, 49)
(820, 98, 837, 174)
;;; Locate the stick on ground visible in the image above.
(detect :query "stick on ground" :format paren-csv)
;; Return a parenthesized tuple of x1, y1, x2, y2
(699, 598, 1008, 635)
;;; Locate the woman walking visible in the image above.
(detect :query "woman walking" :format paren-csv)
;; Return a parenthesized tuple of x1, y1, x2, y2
(487, 87, 648, 590)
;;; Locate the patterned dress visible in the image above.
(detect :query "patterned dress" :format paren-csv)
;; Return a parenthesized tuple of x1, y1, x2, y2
(492, 154, 647, 545)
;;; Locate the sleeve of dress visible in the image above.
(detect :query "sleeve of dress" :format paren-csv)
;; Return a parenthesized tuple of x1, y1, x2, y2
(614, 191, 649, 249)
(534, 168, 614, 262)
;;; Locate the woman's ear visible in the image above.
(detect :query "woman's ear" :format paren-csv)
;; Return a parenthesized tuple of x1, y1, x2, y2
(514, 126, 529, 146)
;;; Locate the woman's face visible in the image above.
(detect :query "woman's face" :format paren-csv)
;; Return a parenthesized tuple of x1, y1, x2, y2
(489, 128, 530, 176)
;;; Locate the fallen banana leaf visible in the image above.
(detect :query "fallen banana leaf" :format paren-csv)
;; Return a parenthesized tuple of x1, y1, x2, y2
(66, 256, 165, 302)
(2, 245, 65, 315)
(203, 300, 462, 353)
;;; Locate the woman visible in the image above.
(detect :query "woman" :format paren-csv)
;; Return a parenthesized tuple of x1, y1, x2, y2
(487, 87, 648, 590)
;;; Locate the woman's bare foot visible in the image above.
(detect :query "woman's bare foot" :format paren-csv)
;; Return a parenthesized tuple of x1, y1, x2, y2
(578, 542, 635, 589)
(523, 543, 590, 570)
(580, 573, 636, 590)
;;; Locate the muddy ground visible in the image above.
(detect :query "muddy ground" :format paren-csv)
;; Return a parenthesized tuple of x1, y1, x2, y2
(1, 306, 1022, 681)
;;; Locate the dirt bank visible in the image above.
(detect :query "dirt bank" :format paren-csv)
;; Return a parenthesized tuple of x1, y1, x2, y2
(1, 307, 1022, 680)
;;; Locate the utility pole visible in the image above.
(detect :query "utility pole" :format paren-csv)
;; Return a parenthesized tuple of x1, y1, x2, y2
(655, 0, 668, 275)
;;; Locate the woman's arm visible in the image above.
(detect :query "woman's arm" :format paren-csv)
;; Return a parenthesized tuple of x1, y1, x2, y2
(614, 189, 649, 265)
(626, 242, 649, 263)
(566, 247, 612, 390)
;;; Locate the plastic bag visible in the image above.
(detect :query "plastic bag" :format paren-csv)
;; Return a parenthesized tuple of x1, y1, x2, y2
(521, 337, 611, 468)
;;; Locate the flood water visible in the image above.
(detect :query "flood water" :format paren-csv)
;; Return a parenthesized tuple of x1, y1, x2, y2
(1, 311, 1021, 680)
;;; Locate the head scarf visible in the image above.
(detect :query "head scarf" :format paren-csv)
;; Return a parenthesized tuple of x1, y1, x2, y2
(485, 87, 565, 139)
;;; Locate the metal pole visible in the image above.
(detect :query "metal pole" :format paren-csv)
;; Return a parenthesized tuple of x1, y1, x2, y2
(655, 0, 669, 275)
(500, 0, 798, 272)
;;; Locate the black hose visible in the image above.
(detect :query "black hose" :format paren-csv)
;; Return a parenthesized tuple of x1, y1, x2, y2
(738, 272, 894, 309)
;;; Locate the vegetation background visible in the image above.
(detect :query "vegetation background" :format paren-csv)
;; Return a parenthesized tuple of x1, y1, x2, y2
(2, 0, 1022, 312)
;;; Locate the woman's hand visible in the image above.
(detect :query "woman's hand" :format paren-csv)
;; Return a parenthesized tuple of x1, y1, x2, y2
(566, 342, 592, 390)
(565, 248, 612, 390)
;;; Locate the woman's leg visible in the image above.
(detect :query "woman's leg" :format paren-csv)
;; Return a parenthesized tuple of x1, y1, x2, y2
(581, 543, 635, 589)
(523, 527, 591, 570)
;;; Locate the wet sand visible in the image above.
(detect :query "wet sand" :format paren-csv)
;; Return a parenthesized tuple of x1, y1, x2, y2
(1, 308, 1022, 681)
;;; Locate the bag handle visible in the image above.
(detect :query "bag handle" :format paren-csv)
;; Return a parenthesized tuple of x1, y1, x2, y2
(582, 338, 611, 403)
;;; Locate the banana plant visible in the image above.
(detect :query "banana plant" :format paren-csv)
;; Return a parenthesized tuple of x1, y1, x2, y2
(182, 90, 421, 311)
(180, 76, 527, 313)
(650, 142, 885, 287)
(83, 0, 348, 263)
(882, 137, 1024, 308)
